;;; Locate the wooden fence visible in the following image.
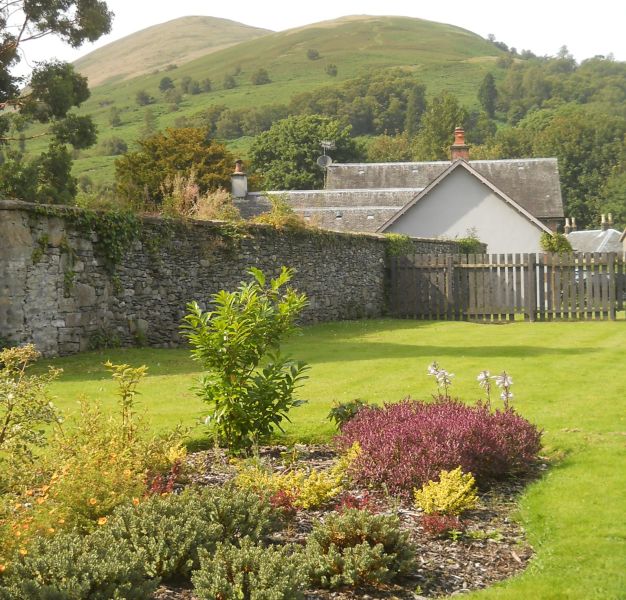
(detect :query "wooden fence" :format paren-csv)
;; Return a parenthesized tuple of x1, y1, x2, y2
(389, 252, 626, 321)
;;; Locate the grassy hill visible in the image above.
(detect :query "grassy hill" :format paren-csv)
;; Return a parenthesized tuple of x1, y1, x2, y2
(73, 16, 272, 87)
(27, 15, 505, 185)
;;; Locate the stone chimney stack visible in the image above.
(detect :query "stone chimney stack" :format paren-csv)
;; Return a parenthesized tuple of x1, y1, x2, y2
(564, 218, 571, 234)
(450, 128, 470, 161)
(231, 159, 248, 199)
(608, 213, 614, 229)
(571, 217, 577, 232)
(601, 214, 607, 231)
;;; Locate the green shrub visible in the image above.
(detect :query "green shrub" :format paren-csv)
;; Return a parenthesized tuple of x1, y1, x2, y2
(106, 484, 281, 581)
(106, 491, 222, 581)
(327, 398, 369, 429)
(1, 530, 157, 599)
(540, 231, 573, 254)
(305, 509, 415, 589)
(181, 267, 309, 453)
(192, 538, 307, 600)
(413, 467, 478, 515)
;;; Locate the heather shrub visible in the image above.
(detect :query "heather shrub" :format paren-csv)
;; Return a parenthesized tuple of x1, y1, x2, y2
(305, 509, 415, 589)
(337, 397, 541, 495)
(0, 529, 157, 599)
(192, 538, 307, 600)
(413, 467, 478, 515)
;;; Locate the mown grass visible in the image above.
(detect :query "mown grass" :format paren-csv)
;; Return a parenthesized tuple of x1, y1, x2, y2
(41, 319, 626, 599)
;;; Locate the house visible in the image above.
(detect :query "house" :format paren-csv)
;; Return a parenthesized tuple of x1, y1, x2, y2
(235, 129, 565, 254)
(566, 214, 623, 253)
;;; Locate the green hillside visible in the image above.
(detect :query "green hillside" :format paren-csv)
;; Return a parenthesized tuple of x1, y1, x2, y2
(73, 16, 272, 88)
(25, 15, 505, 185)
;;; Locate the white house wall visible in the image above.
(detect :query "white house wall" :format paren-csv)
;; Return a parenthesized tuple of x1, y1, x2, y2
(383, 168, 544, 254)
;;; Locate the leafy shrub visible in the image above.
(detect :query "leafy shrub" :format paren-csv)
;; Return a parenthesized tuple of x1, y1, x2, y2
(192, 538, 307, 600)
(420, 514, 464, 538)
(306, 48, 320, 60)
(0, 345, 61, 485)
(234, 460, 342, 509)
(337, 398, 541, 495)
(181, 267, 308, 453)
(99, 136, 128, 156)
(413, 467, 478, 515)
(252, 193, 309, 229)
(194, 187, 241, 222)
(325, 63, 338, 77)
(0, 529, 157, 599)
(327, 399, 369, 429)
(540, 231, 573, 254)
(305, 509, 415, 589)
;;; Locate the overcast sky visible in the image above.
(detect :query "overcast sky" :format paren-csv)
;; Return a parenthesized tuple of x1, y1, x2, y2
(17, 0, 626, 72)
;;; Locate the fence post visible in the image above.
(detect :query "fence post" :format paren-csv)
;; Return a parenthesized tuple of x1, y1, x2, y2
(608, 252, 616, 320)
(526, 253, 537, 322)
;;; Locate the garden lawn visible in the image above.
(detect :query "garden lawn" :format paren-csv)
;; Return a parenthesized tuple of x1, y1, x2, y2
(42, 319, 625, 599)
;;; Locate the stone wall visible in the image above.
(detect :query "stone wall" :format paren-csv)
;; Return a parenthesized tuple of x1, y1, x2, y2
(0, 200, 461, 356)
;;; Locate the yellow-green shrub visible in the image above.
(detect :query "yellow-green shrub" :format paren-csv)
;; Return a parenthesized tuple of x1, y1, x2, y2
(413, 467, 478, 515)
(234, 460, 342, 510)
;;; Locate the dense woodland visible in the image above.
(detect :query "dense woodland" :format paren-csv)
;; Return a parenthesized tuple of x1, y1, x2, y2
(1, 15, 625, 229)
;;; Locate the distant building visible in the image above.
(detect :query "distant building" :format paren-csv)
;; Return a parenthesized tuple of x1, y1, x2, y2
(567, 214, 623, 253)
(235, 129, 565, 254)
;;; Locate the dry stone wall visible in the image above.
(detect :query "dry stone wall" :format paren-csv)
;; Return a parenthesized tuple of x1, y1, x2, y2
(0, 200, 461, 356)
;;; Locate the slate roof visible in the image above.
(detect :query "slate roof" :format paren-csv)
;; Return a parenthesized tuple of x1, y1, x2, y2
(567, 229, 624, 253)
(376, 160, 552, 234)
(326, 158, 564, 220)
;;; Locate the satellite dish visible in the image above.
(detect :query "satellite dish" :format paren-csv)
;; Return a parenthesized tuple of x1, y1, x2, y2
(317, 155, 332, 168)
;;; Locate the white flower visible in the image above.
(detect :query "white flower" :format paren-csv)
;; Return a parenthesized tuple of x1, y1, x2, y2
(477, 370, 490, 382)
(427, 362, 440, 376)
(500, 391, 514, 401)
(493, 372, 513, 388)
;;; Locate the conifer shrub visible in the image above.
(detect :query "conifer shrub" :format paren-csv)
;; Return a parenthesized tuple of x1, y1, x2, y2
(105, 485, 281, 581)
(192, 538, 307, 600)
(1, 530, 156, 599)
(305, 509, 415, 589)
(337, 398, 541, 495)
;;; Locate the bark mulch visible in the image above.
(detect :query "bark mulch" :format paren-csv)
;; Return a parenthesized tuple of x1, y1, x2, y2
(154, 444, 544, 599)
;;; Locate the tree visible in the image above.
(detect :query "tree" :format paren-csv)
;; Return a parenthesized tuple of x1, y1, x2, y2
(139, 108, 158, 140)
(251, 69, 271, 86)
(115, 127, 234, 206)
(367, 133, 412, 162)
(249, 115, 362, 190)
(223, 74, 236, 90)
(201, 78, 212, 93)
(159, 76, 174, 92)
(0, 1, 112, 204)
(325, 64, 338, 77)
(307, 49, 320, 60)
(136, 90, 154, 106)
(412, 91, 468, 160)
(478, 73, 498, 118)
(404, 84, 426, 138)
(109, 106, 122, 127)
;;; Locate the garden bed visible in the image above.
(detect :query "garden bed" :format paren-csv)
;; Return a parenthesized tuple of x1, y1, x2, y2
(154, 444, 541, 599)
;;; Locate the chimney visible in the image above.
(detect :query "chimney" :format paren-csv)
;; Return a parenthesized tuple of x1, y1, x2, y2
(564, 217, 571, 234)
(571, 217, 577, 232)
(450, 127, 470, 161)
(608, 213, 614, 229)
(601, 213, 608, 231)
(231, 159, 248, 199)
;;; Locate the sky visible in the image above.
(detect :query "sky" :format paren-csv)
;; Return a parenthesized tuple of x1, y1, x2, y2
(15, 0, 626, 73)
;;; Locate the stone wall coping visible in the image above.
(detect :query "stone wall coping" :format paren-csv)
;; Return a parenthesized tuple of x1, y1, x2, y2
(0, 198, 459, 247)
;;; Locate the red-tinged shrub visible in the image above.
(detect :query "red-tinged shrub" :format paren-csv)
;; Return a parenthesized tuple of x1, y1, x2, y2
(269, 489, 297, 519)
(336, 398, 541, 495)
(335, 491, 374, 512)
(421, 514, 464, 537)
